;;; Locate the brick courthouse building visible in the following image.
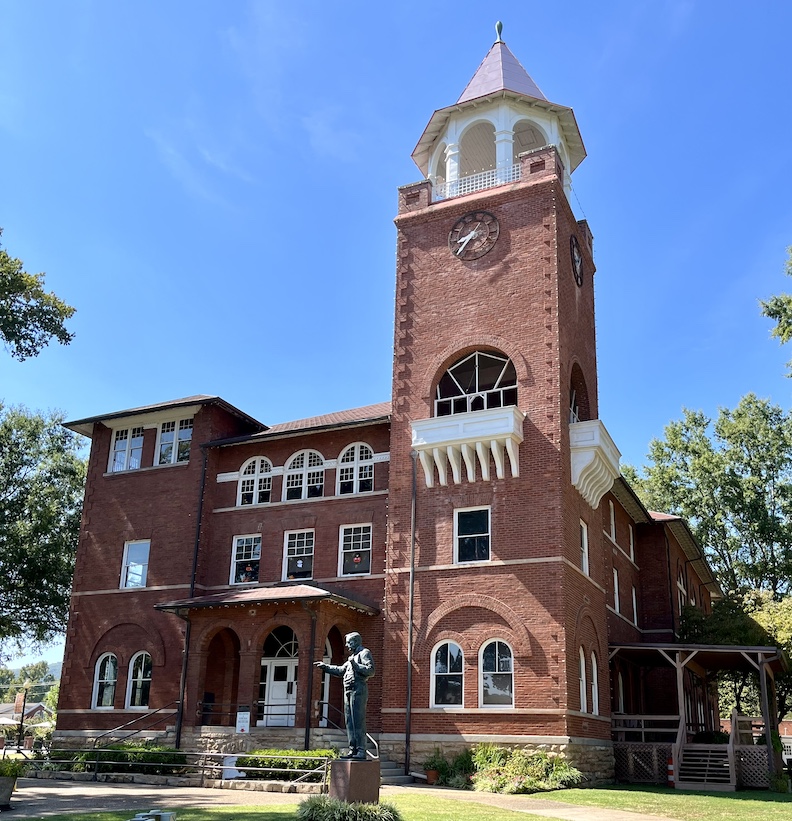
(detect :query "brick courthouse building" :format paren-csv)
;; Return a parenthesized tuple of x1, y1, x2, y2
(56, 32, 784, 784)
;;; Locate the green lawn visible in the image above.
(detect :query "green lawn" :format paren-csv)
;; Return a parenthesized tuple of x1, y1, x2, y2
(528, 784, 792, 820)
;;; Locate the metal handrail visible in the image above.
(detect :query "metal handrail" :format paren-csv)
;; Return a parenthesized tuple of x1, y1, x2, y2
(92, 700, 180, 749)
(316, 700, 378, 760)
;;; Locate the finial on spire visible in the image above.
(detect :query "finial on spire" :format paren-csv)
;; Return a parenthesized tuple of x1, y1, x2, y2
(495, 21, 504, 42)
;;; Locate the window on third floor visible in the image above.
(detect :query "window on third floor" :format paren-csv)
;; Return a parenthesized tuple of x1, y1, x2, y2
(110, 427, 144, 472)
(238, 457, 273, 506)
(337, 443, 374, 495)
(157, 418, 193, 465)
(283, 450, 324, 501)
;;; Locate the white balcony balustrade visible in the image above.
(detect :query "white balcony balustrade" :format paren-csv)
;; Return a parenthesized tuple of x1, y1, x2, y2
(433, 163, 522, 202)
(411, 406, 525, 487)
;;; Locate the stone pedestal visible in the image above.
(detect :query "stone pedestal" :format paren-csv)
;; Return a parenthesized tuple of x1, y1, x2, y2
(328, 759, 380, 804)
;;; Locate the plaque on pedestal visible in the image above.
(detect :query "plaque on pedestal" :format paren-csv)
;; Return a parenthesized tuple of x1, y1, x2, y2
(328, 759, 380, 804)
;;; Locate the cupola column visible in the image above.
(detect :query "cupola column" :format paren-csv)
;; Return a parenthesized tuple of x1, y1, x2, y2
(444, 142, 460, 184)
(494, 128, 514, 177)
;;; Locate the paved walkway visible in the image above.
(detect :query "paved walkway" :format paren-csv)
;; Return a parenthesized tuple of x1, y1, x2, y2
(7, 779, 680, 821)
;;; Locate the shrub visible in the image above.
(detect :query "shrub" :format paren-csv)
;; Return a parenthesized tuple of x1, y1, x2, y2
(297, 795, 403, 821)
(0, 759, 28, 778)
(60, 745, 187, 775)
(236, 748, 337, 782)
(470, 746, 583, 794)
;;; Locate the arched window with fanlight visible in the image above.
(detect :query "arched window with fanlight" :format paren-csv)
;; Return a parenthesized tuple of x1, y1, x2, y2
(435, 351, 517, 417)
(479, 639, 513, 707)
(283, 450, 324, 501)
(579, 646, 588, 713)
(92, 653, 118, 709)
(237, 457, 273, 506)
(337, 443, 374, 495)
(126, 651, 152, 709)
(431, 641, 464, 707)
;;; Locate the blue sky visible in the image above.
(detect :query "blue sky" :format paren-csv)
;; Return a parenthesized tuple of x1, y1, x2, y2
(2, 1, 792, 666)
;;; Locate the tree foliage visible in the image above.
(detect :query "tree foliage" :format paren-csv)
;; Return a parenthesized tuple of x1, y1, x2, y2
(0, 405, 85, 658)
(624, 394, 792, 598)
(0, 661, 56, 705)
(0, 228, 75, 360)
(761, 246, 792, 374)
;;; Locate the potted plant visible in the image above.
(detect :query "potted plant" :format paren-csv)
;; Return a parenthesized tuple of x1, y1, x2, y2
(0, 758, 28, 810)
(422, 748, 446, 785)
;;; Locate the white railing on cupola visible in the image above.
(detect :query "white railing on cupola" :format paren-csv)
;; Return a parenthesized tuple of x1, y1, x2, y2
(433, 163, 522, 202)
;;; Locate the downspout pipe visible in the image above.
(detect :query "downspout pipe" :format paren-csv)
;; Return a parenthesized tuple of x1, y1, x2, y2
(404, 451, 417, 775)
(175, 443, 209, 749)
(302, 602, 318, 751)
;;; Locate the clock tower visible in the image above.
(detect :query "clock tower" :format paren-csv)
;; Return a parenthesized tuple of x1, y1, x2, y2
(382, 25, 620, 775)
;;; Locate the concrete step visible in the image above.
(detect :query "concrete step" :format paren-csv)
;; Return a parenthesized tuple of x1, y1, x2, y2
(381, 774, 416, 786)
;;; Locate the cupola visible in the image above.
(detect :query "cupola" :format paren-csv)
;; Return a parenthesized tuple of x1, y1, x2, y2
(411, 22, 586, 202)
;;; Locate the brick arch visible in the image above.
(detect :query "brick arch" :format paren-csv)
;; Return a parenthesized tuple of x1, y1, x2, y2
(419, 594, 532, 656)
(421, 336, 531, 400)
(252, 616, 307, 655)
(574, 607, 605, 659)
(568, 360, 591, 422)
(194, 619, 244, 654)
(88, 621, 165, 669)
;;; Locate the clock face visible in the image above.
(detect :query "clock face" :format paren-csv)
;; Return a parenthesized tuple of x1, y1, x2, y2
(570, 235, 583, 287)
(448, 211, 500, 261)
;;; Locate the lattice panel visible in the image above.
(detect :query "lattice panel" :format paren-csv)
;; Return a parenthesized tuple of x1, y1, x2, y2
(614, 743, 672, 784)
(736, 746, 770, 788)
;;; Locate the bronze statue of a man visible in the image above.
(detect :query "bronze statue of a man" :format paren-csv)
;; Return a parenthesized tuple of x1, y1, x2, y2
(314, 632, 374, 760)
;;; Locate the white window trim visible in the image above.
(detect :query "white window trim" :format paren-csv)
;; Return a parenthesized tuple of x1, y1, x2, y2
(613, 568, 620, 613)
(430, 640, 465, 709)
(608, 499, 616, 541)
(230, 533, 262, 586)
(125, 651, 152, 710)
(580, 520, 589, 576)
(108, 426, 145, 473)
(91, 652, 118, 710)
(454, 505, 491, 565)
(631, 586, 638, 626)
(579, 646, 587, 713)
(628, 524, 635, 561)
(338, 523, 373, 577)
(282, 450, 325, 502)
(590, 651, 599, 715)
(154, 417, 194, 466)
(478, 638, 514, 709)
(282, 529, 315, 581)
(237, 457, 274, 507)
(336, 442, 375, 496)
(120, 540, 150, 589)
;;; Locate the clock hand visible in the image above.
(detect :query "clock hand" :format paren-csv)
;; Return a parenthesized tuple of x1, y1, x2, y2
(456, 229, 478, 255)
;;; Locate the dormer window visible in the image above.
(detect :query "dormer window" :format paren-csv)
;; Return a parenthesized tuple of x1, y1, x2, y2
(435, 351, 517, 417)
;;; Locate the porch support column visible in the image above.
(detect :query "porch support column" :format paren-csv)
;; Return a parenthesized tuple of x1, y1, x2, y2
(237, 650, 261, 727)
(758, 654, 776, 777)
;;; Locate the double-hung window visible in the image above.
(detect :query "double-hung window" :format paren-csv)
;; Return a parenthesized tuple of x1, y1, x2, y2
(126, 651, 152, 708)
(92, 653, 117, 709)
(580, 520, 589, 575)
(284, 451, 324, 501)
(339, 524, 372, 575)
(432, 641, 463, 707)
(121, 540, 150, 588)
(454, 507, 490, 563)
(231, 535, 261, 584)
(480, 640, 513, 707)
(110, 427, 144, 472)
(284, 530, 314, 580)
(157, 418, 193, 465)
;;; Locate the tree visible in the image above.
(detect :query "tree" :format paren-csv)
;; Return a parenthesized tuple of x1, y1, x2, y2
(0, 405, 85, 659)
(0, 228, 75, 360)
(761, 246, 792, 368)
(623, 394, 792, 597)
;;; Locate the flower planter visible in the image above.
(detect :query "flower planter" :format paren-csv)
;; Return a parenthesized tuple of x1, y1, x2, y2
(0, 776, 16, 810)
(425, 768, 439, 785)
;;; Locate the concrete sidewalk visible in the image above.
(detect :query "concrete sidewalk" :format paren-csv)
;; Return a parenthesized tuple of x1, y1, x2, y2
(7, 778, 680, 821)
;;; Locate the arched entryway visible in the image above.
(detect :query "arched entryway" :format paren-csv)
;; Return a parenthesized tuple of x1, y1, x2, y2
(203, 628, 240, 725)
(257, 626, 299, 727)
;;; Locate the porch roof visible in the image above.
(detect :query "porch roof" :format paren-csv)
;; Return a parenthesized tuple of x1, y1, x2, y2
(155, 583, 379, 616)
(610, 642, 787, 674)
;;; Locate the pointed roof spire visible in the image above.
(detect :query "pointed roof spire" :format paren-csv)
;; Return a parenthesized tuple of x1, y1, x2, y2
(457, 23, 547, 104)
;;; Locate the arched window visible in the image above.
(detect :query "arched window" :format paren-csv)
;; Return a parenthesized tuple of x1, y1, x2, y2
(459, 121, 496, 177)
(590, 652, 599, 715)
(283, 450, 324, 501)
(480, 640, 513, 707)
(431, 641, 463, 707)
(92, 653, 117, 709)
(569, 364, 590, 423)
(126, 652, 152, 709)
(435, 351, 517, 417)
(238, 457, 273, 506)
(578, 646, 587, 713)
(337, 443, 374, 495)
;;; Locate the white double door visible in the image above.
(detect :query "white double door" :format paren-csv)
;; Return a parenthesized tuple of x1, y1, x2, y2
(259, 659, 298, 727)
